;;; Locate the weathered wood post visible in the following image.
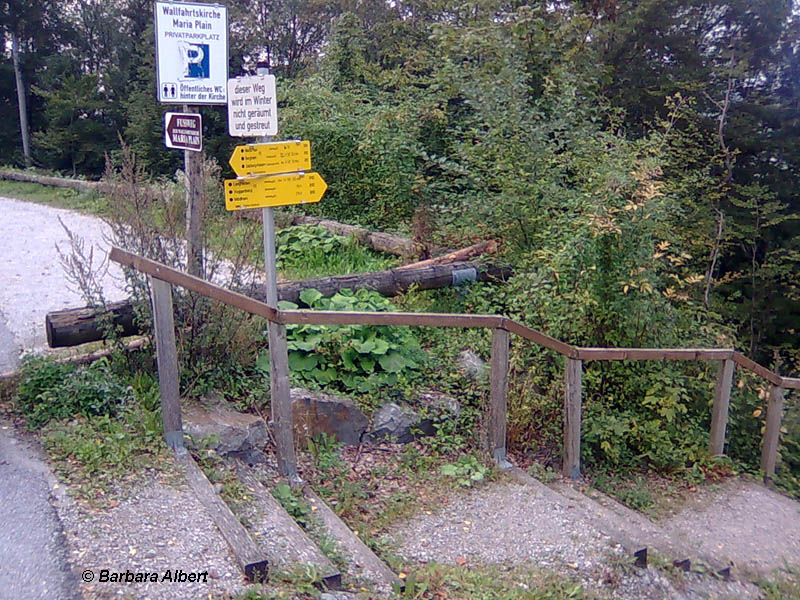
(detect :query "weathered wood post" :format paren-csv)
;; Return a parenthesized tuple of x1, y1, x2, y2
(149, 276, 183, 451)
(709, 358, 735, 456)
(563, 358, 583, 479)
(182, 105, 205, 278)
(489, 327, 511, 468)
(761, 384, 785, 481)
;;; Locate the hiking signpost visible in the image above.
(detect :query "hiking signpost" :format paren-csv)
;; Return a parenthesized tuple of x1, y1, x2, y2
(224, 63, 326, 484)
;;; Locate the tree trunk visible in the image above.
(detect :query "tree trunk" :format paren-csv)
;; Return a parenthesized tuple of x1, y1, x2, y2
(11, 31, 32, 167)
(45, 261, 512, 347)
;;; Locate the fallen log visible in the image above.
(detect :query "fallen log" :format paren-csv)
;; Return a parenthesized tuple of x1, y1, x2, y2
(395, 240, 498, 270)
(0, 168, 106, 193)
(286, 214, 419, 258)
(45, 261, 512, 347)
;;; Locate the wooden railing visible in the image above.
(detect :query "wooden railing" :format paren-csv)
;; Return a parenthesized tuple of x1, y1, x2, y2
(109, 247, 799, 482)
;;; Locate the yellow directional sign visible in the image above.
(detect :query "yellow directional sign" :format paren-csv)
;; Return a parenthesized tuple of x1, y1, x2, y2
(225, 172, 327, 210)
(229, 140, 311, 177)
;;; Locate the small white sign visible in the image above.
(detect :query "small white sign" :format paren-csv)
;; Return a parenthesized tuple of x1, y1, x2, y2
(154, 1, 228, 105)
(227, 75, 278, 137)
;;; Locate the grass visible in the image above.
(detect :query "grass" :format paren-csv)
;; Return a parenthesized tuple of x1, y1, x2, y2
(0, 179, 108, 215)
(394, 563, 587, 600)
(43, 402, 171, 505)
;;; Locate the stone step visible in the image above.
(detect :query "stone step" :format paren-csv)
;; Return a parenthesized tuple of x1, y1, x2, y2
(234, 465, 342, 590)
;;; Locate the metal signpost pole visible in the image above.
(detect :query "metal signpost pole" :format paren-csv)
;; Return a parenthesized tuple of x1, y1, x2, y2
(256, 62, 300, 484)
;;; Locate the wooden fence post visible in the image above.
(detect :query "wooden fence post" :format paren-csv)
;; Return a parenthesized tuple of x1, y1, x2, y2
(761, 384, 785, 480)
(563, 358, 582, 479)
(489, 327, 511, 468)
(709, 358, 734, 456)
(149, 276, 183, 451)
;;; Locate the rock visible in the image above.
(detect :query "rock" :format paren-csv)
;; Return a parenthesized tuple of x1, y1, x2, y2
(290, 388, 369, 446)
(416, 389, 461, 418)
(366, 403, 434, 443)
(365, 390, 461, 444)
(320, 592, 359, 600)
(182, 403, 268, 459)
(459, 349, 488, 379)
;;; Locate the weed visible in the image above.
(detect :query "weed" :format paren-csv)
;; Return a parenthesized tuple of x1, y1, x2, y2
(440, 455, 489, 487)
(43, 398, 168, 503)
(527, 462, 559, 483)
(393, 562, 587, 599)
(271, 483, 312, 529)
(17, 356, 131, 428)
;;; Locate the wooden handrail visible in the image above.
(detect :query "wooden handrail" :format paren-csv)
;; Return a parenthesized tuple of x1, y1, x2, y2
(109, 246, 796, 387)
(109, 247, 797, 481)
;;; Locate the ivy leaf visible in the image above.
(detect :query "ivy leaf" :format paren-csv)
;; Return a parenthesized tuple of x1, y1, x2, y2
(278, 300, 299, 310)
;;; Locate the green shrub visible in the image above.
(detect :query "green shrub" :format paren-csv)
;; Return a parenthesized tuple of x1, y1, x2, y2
(17, 356, 132, 428)
(281, 288, 424, 393)
(276, 224, 396, 279)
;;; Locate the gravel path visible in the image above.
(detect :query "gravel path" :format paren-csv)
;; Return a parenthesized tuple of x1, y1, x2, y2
(0, 196, 128, 371)
(388, 475, 786, 599)
(55, 476, 247, 600)
(662, 477, 800, 577)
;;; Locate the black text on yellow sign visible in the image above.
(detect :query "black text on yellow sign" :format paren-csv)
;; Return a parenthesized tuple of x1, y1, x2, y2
(224, 172, 327, 210)
(229, 140, 311, 177)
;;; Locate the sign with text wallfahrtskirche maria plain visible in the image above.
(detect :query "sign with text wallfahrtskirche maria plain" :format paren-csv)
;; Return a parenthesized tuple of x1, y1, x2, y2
(227, 75, 278, 137)
(225, 173, 327, 211)
(229, 141, 310, 177)
(164, 112, 202, 151)
(154, 1, 228, 105)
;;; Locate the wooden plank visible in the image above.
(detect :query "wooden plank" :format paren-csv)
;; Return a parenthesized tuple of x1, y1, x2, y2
(577, 348, 734, 361)
(488, 328, 510, 466)
(732, 352, 784, 387)
(761, 385, 785, 480)
(278, 309, 504, 329)
(110, 247, 279, 322)
(235, 467, 340, 588)
(709, 359, 734, 456)
(563, 358, 583, 479)
(303, 488, 399, 591)
(780, 377, 800, 390)
(499, 318, 578, 357)
(149, 277, 183, 451)
(177, 453, 269, 581)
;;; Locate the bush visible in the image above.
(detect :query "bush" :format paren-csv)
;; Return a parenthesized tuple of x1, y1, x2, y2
(17, 356, 132, 428)
(281, 288, 424, 393)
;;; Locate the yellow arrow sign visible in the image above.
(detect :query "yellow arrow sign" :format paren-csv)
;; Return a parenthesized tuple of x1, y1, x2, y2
(225, 172, 327, 210)
(229, 140, 311, 177)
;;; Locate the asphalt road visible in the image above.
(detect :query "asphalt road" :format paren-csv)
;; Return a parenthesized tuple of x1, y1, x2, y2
(0, 423, 78, 599)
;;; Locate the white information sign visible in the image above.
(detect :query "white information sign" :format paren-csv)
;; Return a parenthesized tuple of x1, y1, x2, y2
(227, 75, 278, 137)
(154, 1, 228, 105)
